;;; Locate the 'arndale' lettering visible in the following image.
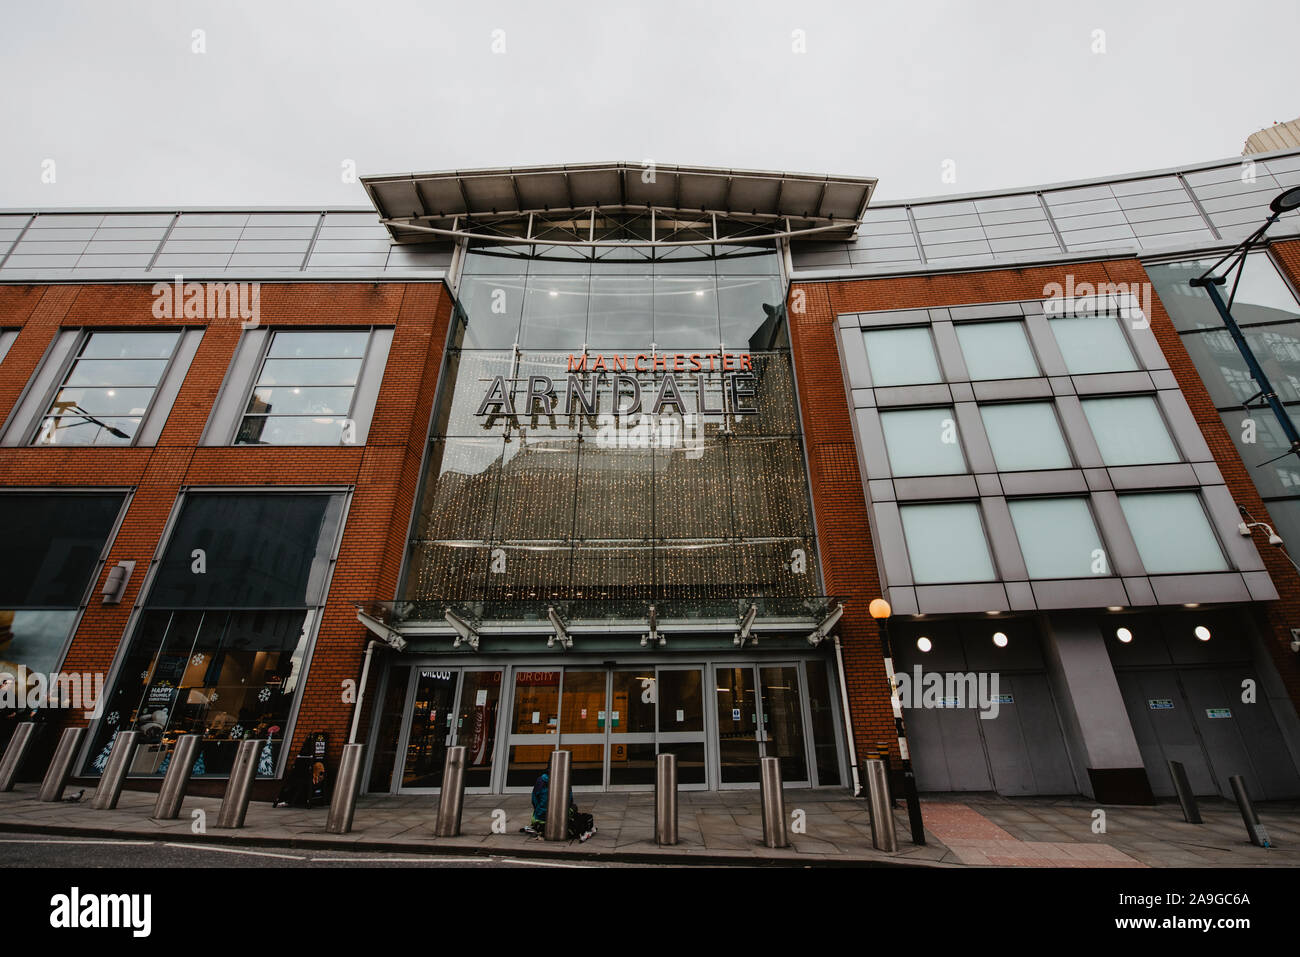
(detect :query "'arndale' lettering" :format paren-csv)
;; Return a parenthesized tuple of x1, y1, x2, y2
(893, 666, 1001, 719)
(477, 362, 759, 418)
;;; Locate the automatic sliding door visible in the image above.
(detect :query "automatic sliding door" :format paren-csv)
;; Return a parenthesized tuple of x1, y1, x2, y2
(453, 670, 502, 790)
(610, 669, 657, 786)
(658, 667, 707, 787)
(760, 665, 809, 785)
(715, 665, 762, 784)
(559, 669, 607, 787)
(401, 669, 459, 789)
(506, 670, 560, 788)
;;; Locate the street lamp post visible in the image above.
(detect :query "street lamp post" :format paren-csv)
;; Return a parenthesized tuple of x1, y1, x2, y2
(1190, 187, 1300, 462)
(870, 597, 926, 845)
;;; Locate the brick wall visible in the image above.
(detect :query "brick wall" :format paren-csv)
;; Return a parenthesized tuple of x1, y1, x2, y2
(789, 255, 1300, 764)
(0, 281, 453, 789)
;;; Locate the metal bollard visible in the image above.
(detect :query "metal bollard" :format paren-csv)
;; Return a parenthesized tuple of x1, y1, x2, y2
(543, 750, 572, 842)
(1228, 775, 1271, 848)
(90, 731, 139, 810)
(325, 743, 365, 834)
(152, 734, 200, 820)
(434, 746, 467, 837)
(38, 727, 86, 803)
(1167, 759, 1202, 824)
(655, 752, 678, 846)
(0, 722, 36, 792)
(759, 755, 789, 848)
(866, 758, 898, 852)
(216, 739, 262, 828)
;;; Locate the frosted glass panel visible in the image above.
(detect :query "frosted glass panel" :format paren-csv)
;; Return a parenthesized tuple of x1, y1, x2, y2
(863, 327, 941, 387)
(1008, 497, 1104, 578)
(1119, 492, 1228, 573)
(1082, 396, 1180, 465)
(879, 407, 966, 476)
(1049, 315, 1139, 375)
(955, 321, 1039, 380)
(980, 402, 1072, 471)
(900, 502, 996, 583)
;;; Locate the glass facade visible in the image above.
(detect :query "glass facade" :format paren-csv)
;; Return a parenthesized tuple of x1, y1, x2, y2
(1146, 252, 1300, 546)
(955, 321, 1039, 380)
(85, 491, 346, 778)
(1049, 314, 1139, 375)
(403, 242, 819, 611)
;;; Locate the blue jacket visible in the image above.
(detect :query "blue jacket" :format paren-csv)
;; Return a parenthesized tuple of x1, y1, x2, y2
(530, 772, 575, 823)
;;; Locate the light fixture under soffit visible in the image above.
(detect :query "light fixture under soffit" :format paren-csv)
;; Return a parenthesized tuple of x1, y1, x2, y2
(916, 636, 932, 653)
(1195, 625, 1212, 642)
(1116, 627, 1133, 643)
(1269, 186, 1300, 215)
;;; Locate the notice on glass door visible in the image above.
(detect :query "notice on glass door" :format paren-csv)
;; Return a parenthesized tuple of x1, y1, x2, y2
(532, 711, 540, 724)
(475, 689, 488, 706)
(676, 709, 684, 723)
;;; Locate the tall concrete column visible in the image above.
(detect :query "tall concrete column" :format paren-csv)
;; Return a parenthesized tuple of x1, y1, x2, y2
(1040, 612, 1154, 804)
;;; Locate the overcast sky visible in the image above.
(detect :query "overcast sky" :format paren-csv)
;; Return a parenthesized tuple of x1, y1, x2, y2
(2, 0, 1297, 210)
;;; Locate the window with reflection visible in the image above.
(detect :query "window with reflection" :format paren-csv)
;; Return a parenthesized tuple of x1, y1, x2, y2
(0, 493, 125, 708)
(862, 326, 942, 386)
(236, 329, 372, 446)
(1048, 314, 1139, 375)
(34, 331, 180, 446)
(84, 491, 346, 779)
(404, 240, 818, 606)
(900, 502, 997, 584)
(955, 320, 1039, 380)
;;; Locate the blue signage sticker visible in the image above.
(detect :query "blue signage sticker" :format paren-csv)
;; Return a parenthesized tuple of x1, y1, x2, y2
(1148, 699, 1174, 710)
(1205, 708, 1232, 719)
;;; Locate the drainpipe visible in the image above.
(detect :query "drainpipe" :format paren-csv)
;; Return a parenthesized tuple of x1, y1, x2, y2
(833, 634, 862, 796)
(349, 640, 384, 745)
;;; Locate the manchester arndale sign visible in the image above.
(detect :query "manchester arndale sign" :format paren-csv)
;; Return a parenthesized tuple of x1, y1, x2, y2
(476, 351, 759, 418)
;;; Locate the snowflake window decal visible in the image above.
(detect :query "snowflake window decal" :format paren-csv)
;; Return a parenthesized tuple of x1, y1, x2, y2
(191, 653, 206, 666)
(257, 687, 272, 704)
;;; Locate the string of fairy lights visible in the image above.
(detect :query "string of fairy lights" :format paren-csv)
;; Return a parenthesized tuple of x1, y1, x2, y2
(407, 350, 817, 602)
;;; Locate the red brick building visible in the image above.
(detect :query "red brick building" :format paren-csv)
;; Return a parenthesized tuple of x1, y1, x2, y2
(2, 153, 1299, 804)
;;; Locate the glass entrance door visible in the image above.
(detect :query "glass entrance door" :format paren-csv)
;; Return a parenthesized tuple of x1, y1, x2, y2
(398, 667, 504, 791)
(401, 669, 459, 788)
(714, 663, 811, 786)
(507, 665, 707, 790)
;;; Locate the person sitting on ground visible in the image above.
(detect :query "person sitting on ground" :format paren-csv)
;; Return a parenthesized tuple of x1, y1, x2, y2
(522, 770, 596, 842)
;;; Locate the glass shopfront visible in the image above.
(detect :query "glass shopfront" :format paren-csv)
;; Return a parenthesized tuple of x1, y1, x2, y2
(374, 236, 843, 792)
(373, 658, 842, 793)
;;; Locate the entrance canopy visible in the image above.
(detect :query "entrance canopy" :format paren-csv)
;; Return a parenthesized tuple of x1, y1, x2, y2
(356, 596, 842, 653)
(361, 162, 876, 245)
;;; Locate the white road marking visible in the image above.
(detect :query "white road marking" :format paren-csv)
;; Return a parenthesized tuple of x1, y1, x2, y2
(496, 857, 590, 868)
(309, 856, 492, 863)
(0, 838, 154, 846)
(163, 842, 305, 860)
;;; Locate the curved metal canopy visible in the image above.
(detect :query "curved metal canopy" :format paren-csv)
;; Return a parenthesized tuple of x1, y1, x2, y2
(362, 161, 876, 245)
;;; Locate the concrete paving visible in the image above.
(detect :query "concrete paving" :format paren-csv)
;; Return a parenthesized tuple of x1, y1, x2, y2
(1, 783, 1297, 867)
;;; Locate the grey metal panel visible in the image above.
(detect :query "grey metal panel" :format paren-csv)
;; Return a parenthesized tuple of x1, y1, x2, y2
(1059, 224, 1139, 246)
(28, 215, 103, 228)
(912, 200, 978, 219)
(836, 314, 861, 330)
(153, 253, 235, 268)
(931, 321, 969, 381)
(861, 206, 910, 222)
(0, 329, 18, 364)
(845, 246, 923, 264)
(1023, 313, 1069, 377)
(95, 214, 176, 229)
(837, 324, 871, 387)
(1089, 491, 1145, 577)
(1049, 376, 1074, 396)
(161, 239, 239, 252)
(981, 495, 1027, 581)
(949, 381, 974, 402)
(1044, 184, 1115, 205)
(871, 501, 913, 587)
(867, 478, 894, 502)
(1052, 206, 1127, 227)
(914, 583, 1009, 614)
(1070, 371, 1155, 394)
(975, 193, 1043, 212)
(970, 378, 1054, 402)
(873, 384, 952, 407)
(1054, 395, 1102, 468)
(81, 240, 161, 255)
(997, 470, 1088, 496)
(0, 328, 80, 445)
(948, 302, 1023, 321)
(892, 475, 979, 500)
(200, 327, 269, 445)
(1031, 579, 1128, 610)
(312, 238, 396, 253)
(1083, 469, 1112, 490)
(227, 254, 309, 267)
(1191, 462, 1223, 486)
(1005, 580, 1035, 609)
(850, 388, 873, 408)
(1203, 484, 1264, 572)
(308, 253, 390, 267)
(974, 472, 1002, 496)
(136, 328, 203, 445)
(1155, 390, 1214, 462)
(231, 235, 314, 250)
(347, 327, 393, 445)
(884, 586, 918, 615)
(2, 254, 83, 269)
(174, 213, 249, 227)
(922, 239, 995, 260)
(1243, 570, 1280, 601)
(1148, 573, 1251, 605)
(1106, 464, 1199, 490)
(952, 402, 994, 473)
(1121, 577, 1156, 605)
(75, 254, 155, 267)
(11, 240, 91, 255)
(246, 213, 320, 227)
(12, 228, 96, 242)
(857, 308, 931, 327)
(853, 409, 891, 479)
